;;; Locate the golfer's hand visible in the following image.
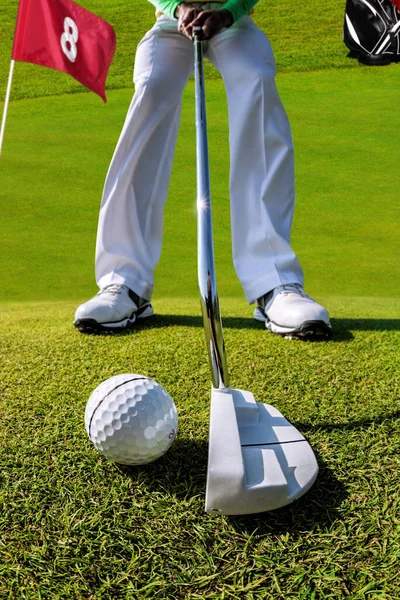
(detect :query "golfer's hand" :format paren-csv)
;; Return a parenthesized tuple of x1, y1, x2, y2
(175, 3, 203, 38)
(176, 4, 233, 40)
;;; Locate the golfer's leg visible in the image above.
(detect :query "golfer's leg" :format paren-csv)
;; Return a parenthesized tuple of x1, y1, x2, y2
(207, 19, 303, 304)
(96, 20, 193, 300)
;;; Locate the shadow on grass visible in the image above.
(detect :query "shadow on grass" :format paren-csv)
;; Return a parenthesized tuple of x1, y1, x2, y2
(119, 437, 347, 535)
(119, 408, 399, 533)
(295, 409, 400, 435)
(331, 318, 400, 333)
(83, 314, 261, 336)
(85, 314, 400, 343)
(228, 455, 346, 536)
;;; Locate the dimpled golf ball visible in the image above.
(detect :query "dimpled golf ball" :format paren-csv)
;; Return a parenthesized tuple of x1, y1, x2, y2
(85, 374, 178, 465)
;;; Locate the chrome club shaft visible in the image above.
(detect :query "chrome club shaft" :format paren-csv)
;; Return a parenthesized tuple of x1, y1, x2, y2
(193, 28, 229, 390)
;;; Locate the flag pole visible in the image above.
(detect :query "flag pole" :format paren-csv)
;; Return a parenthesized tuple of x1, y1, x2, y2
(0, 59, 15, 157)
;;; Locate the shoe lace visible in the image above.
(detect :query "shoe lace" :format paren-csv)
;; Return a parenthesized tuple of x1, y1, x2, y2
(98, 284, 126, 296)
(276, 283, 308, 297)
(260, 283, 308, 309)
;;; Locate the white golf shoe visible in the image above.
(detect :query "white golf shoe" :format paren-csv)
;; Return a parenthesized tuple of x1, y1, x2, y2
(253, 283, 332, 340)
(74, 284, 153, 333)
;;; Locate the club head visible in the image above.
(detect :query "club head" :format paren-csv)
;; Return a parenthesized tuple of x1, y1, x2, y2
(205, 387, 318, 515)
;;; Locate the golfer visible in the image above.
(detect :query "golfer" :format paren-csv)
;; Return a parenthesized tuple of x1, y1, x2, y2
(74, 0, 332, 339)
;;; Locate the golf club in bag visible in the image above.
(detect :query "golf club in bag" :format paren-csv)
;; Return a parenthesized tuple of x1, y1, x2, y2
(193, 28, 319, 516)
(344, 0, 400, 65)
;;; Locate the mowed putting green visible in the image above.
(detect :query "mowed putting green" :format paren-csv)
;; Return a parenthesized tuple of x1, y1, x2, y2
(1, 34, 400, 600)
(1, 67, 399, 304)
(0, 296, 399, 598)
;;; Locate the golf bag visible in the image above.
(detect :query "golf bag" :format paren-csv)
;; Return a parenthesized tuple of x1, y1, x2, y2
(344, 0, 400, 65)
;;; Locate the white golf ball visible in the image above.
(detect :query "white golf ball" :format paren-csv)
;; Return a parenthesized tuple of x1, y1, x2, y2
(85, 374, 178, 465)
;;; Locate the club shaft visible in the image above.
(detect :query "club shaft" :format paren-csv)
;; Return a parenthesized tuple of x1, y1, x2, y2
(194, 32, 230, 390)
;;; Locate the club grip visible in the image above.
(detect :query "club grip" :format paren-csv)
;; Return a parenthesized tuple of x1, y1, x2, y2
(192, 25, 205, 41)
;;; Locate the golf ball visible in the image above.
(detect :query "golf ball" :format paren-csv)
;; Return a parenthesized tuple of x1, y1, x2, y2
(85, 374, 178, 465)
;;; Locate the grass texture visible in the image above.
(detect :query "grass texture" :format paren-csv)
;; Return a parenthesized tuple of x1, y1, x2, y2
(1, 68, 400, 303)
(1, 0, 400, 597)
(1, 297, 399, 598)
(1, 0, 353, 101)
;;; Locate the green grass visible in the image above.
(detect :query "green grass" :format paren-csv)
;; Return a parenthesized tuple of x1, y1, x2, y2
(1, 0, 400, 597)
(1, 0, 352, 102)
(1, 297, 399, 598)
(1, 69, 400, 302)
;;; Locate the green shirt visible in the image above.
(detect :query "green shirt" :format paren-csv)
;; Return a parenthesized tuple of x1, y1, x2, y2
(148, 0, 259, 23)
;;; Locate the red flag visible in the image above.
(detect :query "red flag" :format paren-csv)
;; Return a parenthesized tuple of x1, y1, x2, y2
(11, 0, 116, 102)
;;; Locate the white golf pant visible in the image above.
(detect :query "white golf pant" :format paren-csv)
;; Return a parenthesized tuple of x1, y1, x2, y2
(96, 14, 304, 303)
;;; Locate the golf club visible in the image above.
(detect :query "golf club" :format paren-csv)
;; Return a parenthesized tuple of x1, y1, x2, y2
(193, 26, 319, 515)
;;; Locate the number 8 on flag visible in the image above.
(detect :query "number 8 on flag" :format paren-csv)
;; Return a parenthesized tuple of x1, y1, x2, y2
(11, 0, 116, 101)
(61, 18, 79, 63)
